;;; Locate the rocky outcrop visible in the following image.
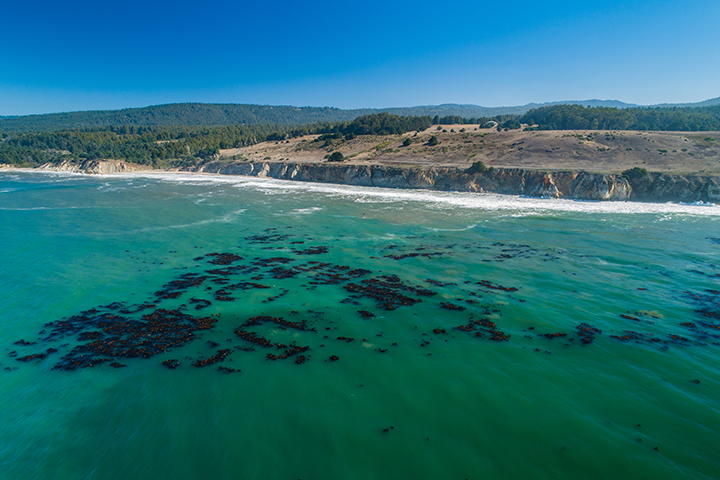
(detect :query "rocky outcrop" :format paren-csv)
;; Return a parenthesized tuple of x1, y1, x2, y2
(36, 159, 152, 174)
(629, 173, 720, 203)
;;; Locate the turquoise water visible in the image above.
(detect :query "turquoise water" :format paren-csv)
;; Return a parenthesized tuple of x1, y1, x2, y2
(1, 171, 719, 480)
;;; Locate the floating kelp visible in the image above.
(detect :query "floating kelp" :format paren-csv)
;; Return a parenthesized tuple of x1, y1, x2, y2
(8, 235, 718, 374)
(189, 298, 212, 310)
(539, 333, 567, 339)
(477, 280, 519, 292)
(680, 321, 720, 344)
(576, 324, 602, 345)
(425, 279, 457, 287)
(440, 302, 466, 311)
(453, 317, 511, 342)
(234, 315, 313, 362)
(155, 273, 211, 299)
(245, 228, 293, 244)
(163, 359, 180, 369)
(16, 349, 56, 362)
(252, 257, 295, 267)
(306, 264, 371, 286)
(193, 349, 232, 367)
(686, 289, 720, 320)
(217, 366, 239, 373)
(194, 253, 244, 265)
(384, 252, 444, 260)
(344, 275, 435, 311)
(269, 266, 301, 279)
(293, 246, 329, 255)
(11, 306, 216, 371)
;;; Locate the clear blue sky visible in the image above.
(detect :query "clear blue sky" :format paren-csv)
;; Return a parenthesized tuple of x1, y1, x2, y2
(1, 0, 718, 115)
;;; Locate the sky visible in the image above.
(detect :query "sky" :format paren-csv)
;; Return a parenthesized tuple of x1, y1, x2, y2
(1, 0, 719, 115)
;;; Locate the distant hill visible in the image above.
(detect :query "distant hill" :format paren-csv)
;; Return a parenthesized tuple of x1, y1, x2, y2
(0, 104, 370, 132)
(1, 97, 718, 132)
(653, 96, 720, 108)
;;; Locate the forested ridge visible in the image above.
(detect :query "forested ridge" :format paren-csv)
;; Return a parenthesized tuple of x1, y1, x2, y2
(2, 105, 720, 168)
(0, 102, 533, 132)
(520, 105, 720, 131)
(2, 97, 718, 133)
(0, 113, 432, 167)
(0, 104, 366, 132)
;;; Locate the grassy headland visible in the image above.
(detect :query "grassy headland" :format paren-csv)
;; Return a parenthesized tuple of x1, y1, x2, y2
(218, 127, 720, 175)
(1, 105, 719, 174)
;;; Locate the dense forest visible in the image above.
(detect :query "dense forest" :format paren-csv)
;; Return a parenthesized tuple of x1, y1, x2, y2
(2, 98, 718, 132)
(0, 114, 432, 167)
(341, 113, 432, 136)
(0, 103, 538, 132)
(0, 104, 364, 132)
(520, 105, 720, 131)
(2, 105, 720, 167)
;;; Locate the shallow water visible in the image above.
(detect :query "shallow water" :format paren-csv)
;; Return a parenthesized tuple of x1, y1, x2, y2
(1, 171, 719, 479)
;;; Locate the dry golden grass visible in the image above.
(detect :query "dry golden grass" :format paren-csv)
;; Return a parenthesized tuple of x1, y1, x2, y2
(219, 126, 720, 174)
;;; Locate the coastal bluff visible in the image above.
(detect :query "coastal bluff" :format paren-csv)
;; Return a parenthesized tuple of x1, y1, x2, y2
(36, 159, 152, 174)
(22, 159, 720, 203)
(197, 161, 720, 203)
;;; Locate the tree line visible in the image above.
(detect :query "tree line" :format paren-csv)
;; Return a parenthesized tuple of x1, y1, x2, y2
(520, 104, 720, 131)
(0, 114, 434, 167)
(2, 106, 719, 167)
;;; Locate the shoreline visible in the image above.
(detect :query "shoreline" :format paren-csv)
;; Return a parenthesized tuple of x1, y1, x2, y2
(3, 127, 720, 203)
(3, 160, 720, 205)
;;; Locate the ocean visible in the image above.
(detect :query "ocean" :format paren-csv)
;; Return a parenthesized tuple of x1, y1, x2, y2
(1, 171, 719, 480)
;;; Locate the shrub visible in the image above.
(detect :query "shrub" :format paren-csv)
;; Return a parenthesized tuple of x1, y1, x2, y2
(402, 138, 412, 147)
(466, 161, 488, 174)
(428, 136, 439, 146)
(316, 132, 343, 142)
(327, 151, 344, 162)
(622, 167, 648, 180)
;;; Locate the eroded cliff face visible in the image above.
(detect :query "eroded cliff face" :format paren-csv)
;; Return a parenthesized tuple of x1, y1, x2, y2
(36, 160, 152, 174)
(29, 159, 720, 203)
(629, 173, 720, 203)
(198, 161, 640, 201)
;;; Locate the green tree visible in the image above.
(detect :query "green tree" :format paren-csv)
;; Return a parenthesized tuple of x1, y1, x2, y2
(327, 151, 344, 162)
(622, 167, 648, 180)
(466, 161, 488, 174)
